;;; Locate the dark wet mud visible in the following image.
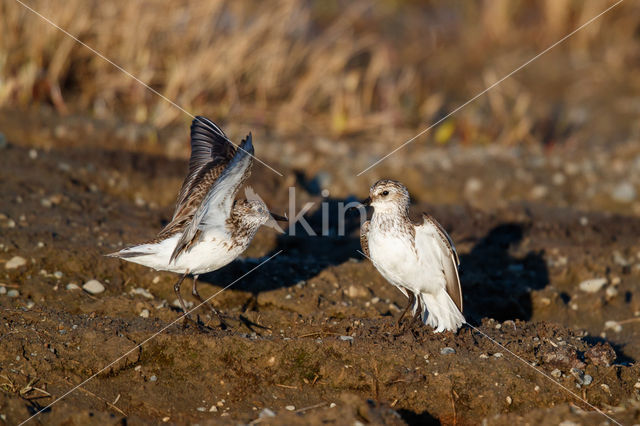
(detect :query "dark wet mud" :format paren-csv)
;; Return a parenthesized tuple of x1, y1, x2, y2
(1, 111, 639, 425)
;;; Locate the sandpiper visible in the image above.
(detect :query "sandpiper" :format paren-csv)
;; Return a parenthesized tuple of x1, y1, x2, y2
(108, 116, 286, 326)
(360, 180, 464, 332)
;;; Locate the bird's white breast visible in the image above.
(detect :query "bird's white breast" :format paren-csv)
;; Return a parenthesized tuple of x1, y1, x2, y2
(368, 217, 446, 295)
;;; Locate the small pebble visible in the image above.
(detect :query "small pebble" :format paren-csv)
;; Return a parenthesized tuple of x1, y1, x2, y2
(28, 149, 38, 159)
(5, 256, 27, 270)
(162, 417, 170, 422)
(551, 369, 562, 378)
(339, 335, 354, 342)
(83, 279, 105, 294)
(259, 408, 276, 418)
(66, 283, 80, 290)
(329, 403, 336, 408)
(583, 375, 593, 386)
(440, 347, 456, 355)
(196, 407, 206, 412)
(604, 320, 622, 333)
(612, 181, 636, 203)
(634, 382, 640, 389)
(7, 289, 19, 298)
(131, 287, 154, 299)
(506, 396, 512, 405)
(209, 405, 218, 412)
(149, 375, 157, 382)
(139, 309, 150, 318)
(579, 278, 607, 293)
(285, 405, 295, 411)
(0, 286, 5, 295)
(493, 353, 503, 358)
(53, 271, 63, 279)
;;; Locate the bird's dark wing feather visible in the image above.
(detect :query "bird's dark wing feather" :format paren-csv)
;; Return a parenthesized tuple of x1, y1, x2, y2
(422, 213, 462, 312)
(158, 117, 236, 239)
(170, 133, 254, 263)
(360, 220, 370, 258)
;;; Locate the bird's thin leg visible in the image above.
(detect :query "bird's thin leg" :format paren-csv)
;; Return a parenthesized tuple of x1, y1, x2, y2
(173, 272, 193, 327)
(396, 292, 415, 328)
(192, 275, 229, 330)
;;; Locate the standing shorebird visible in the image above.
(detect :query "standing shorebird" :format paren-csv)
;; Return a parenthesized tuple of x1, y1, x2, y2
(360, 180, 464, 332)
(108, 116, 286, 327)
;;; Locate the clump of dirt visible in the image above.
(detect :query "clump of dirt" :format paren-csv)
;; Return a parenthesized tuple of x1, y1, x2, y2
(1, 113, 639, 424)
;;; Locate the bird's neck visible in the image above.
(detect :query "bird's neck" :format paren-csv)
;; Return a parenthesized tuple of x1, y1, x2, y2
(227, 208, 261, 246)
(371, 206, 411, 234)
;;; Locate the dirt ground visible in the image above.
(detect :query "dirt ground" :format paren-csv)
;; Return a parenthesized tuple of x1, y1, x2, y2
(1, 109, 640, 425)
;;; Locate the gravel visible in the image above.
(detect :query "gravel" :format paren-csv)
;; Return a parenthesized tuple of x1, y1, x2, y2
(83, 279, 105, 294)
(578, 278, 607, 293)
(5, 256, 27, 270)
(259, 408, 276, 418)
(612, 181, 636, 203)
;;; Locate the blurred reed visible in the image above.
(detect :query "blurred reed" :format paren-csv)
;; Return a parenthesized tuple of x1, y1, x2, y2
(0, 0, 637, 141)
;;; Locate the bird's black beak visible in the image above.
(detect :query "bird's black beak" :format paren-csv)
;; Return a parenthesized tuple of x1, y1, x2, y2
(361, 197, 371, 207)
(269, 212, 288, 222)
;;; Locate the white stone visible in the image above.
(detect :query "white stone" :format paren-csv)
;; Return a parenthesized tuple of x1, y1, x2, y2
(7, 289, 19, 297)
(66, 283, 80, 290)
(5, 256, 26, 269)
(579, 278, 607, 293)
(139, 309, 150, 318)
(285, 405, 295, 411)
(604, 320, 622, 333)
(131, 287, 154, 299)
(259, 408, 276, 418)
(83, 279, 105, 294)
(612, 182, 636, 203)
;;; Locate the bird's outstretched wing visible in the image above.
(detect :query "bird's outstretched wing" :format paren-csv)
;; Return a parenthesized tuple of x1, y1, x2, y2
(169, 133, 254, 263)
(417, 214, 463, 312)
(360, 220, 370, 258)
(158, 116, 237, 239)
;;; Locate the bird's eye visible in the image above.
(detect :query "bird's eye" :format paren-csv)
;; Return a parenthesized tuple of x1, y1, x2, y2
(382, 190, 389, 196)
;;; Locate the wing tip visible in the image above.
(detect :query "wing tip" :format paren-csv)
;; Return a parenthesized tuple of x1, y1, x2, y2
(240, 132, 254, 155)
(191, 116, 226, 139)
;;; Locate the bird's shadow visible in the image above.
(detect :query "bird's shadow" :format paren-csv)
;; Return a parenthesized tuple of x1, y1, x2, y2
(199, 194, 364, 297)
(459, 222, 549, 323)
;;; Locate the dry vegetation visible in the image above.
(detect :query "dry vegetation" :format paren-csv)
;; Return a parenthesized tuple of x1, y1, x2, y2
(1, 0, 639, 142)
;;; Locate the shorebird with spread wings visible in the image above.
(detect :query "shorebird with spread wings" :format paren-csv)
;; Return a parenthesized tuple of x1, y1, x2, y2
(109, 116, 286, 327)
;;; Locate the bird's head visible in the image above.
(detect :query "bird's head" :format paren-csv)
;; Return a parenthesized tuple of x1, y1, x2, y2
(235, 199, 287, 229)
(362, 179, 410, 213)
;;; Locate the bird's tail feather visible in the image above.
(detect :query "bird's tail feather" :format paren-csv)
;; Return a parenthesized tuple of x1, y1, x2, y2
(419, 289, 465, 332)
(106, 244, 157, 259)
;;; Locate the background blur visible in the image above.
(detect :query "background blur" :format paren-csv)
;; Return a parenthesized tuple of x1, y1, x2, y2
(0, 1, 637, 135)
(2, 0, 640, 214)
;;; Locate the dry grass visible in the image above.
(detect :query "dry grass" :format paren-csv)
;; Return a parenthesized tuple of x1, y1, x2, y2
(1, 0, 638, 141)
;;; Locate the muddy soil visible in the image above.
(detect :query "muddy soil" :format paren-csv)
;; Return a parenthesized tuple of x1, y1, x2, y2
(0, 110, 639, 425)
